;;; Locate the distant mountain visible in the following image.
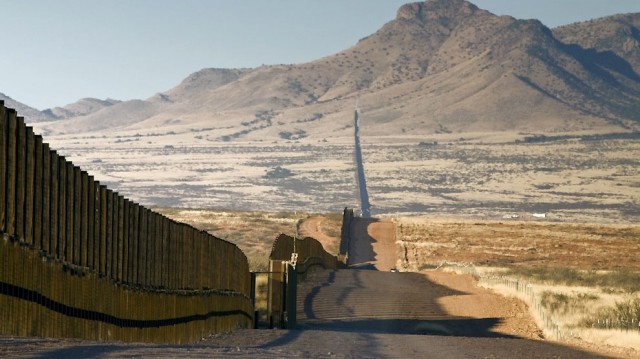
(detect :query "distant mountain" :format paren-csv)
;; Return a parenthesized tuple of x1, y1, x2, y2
(43, 98, 122, 120)
(33, 0, 640, 138)
(0, 93, 121, 123)
(0, 92, 55, 122)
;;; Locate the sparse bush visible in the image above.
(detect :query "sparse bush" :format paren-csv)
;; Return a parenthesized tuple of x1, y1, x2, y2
(419, 141, 438, 147)
(540, 291, 599, 315)
(581, 298, 640, 330)
(264, 166, 294, 179)
(278, 129, 307, 140)
(247, 254, 269, 272)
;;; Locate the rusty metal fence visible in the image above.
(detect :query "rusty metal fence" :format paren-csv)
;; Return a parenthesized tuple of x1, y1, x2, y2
(264, 233, 341, 329)
(0, 102, 252, 343)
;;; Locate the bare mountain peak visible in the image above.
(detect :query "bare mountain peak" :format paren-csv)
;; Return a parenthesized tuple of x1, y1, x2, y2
(165, 67, 249, 98)
(44, 97, 122, 120)
(397, 0, 479, 24)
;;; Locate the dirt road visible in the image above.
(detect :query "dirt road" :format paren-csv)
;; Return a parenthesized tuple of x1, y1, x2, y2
(347, 218, 397, 271)
(298, 216, 337, 251)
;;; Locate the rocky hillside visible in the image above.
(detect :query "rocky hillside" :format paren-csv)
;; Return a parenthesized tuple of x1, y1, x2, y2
(553, 13, 640, 75)
(20, 0, 640, 138)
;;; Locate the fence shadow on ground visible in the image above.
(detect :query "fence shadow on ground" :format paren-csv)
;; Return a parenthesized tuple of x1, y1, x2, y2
(295, 269, 518, 338)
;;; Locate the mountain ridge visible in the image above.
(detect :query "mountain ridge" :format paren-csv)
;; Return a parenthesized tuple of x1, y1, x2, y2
(7, 0, 640, 138)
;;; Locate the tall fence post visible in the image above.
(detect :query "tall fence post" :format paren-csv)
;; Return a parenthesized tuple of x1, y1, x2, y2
(0, 103, 6, 234)
(24, 126, 36, 246)
(15, 117, 27, 243)
(286, 264, 297, 329)
(49, 151, 58, 258)
(5, 109, 17, 237)
(33, 135, 44, 250)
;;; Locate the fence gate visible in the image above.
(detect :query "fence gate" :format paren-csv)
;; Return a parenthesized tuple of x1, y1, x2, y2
(251, 260, 297, 329)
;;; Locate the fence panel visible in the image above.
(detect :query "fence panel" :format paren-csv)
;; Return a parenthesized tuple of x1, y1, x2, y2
(15, 118, 26, 243)
(117, 194, 125, 283)
(86, 175, 95, 270)
(0, 103, 6, 233)
(33, 135, 44, 250)
(41, 144, 51, 253)
(65, 162, 75, 262)
(57, 156, 67, 260)
(73, 166, 82, 265)
(5, 110, 18, 236)
(50, 151, 59, 257)
(24, 126, 36, 246)
(0, 104, 253, 343)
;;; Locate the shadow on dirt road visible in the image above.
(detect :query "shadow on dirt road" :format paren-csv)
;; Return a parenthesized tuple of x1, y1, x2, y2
(347, 218, 397, 271)
(297, 269, 513, 338)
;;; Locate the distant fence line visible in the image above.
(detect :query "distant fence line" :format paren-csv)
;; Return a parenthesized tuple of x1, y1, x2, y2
(0, 102, 252, 343)
(339, 207, 354, 262)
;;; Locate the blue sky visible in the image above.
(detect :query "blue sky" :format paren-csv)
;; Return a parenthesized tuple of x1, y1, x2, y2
(2, 0, 639, 110)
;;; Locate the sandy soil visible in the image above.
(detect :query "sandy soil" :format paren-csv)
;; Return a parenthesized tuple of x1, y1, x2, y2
(347, 218, 397, 271)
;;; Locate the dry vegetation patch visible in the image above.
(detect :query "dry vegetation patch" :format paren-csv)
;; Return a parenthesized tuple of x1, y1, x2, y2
(395, 216, 640, 352)
(155, 209, 342, 271)
(40, 134, 640, 224)
(156, 208, 303, 271)
(396, 218, 640, 271)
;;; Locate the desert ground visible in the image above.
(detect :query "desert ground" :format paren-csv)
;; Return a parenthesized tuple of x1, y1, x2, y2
(35, 130, 640, 224)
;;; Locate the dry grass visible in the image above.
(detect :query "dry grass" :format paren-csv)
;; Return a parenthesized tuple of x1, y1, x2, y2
(505, 267, 640, 293)
(254, 274, 270, 325)
(395, 216, 640, 351)
(395, 217, 640, 271)
(155, 208, 342, 272)
(315, 212, 343, 255)
(156, 208, 306, 271)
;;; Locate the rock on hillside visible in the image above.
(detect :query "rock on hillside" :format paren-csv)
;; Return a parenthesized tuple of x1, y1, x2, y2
(35, 0, 640, 138)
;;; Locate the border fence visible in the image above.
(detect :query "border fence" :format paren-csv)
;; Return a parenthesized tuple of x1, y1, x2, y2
(0, 102, 253, 343)
(260, 233, 341, 329)
(339, 207, 354, 263)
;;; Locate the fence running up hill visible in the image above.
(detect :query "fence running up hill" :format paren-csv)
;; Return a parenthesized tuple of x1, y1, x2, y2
(0, 102, 252, 343)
